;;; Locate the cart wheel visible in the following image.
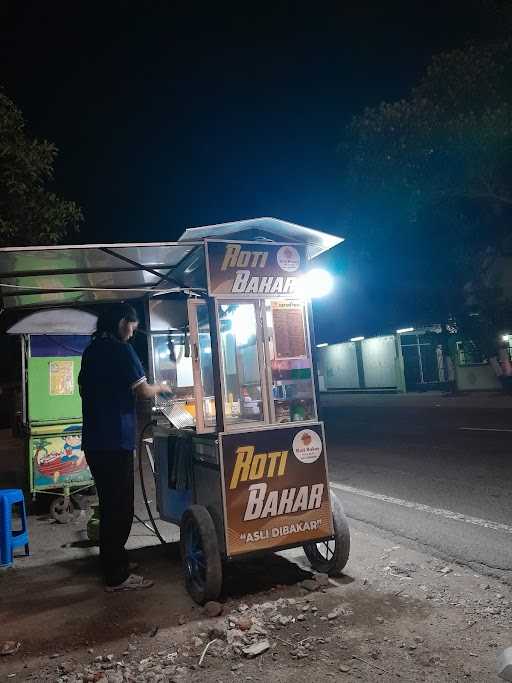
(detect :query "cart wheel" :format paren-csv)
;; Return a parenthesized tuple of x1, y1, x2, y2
(86, 505, 100, 544)
(49, 496, 75, 524)
(303, 491, 350, 576)
(180, 505, 222, 605)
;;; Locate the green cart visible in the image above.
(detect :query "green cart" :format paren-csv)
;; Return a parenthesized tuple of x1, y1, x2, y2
(7, 309, 97, 522)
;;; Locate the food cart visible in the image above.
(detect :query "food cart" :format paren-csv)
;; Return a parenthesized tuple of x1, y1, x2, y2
(0, 218, 350, 603)
(5, 309, 97, 521)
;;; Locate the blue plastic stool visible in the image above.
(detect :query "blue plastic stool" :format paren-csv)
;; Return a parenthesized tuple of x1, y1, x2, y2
(0, 488, 29, 567)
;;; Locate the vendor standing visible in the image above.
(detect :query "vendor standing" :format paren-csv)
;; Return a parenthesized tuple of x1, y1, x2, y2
(79, 303, 170, 592)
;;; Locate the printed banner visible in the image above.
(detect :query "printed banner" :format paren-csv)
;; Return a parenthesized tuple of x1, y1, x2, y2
(220, 423, 333, 556)
(271, 301, 307, 358)
(30, 426, 91, 489)
(206, 241, 307, 298)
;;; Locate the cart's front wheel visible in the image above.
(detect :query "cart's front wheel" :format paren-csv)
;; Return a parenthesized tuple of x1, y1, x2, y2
(50, 496, 75, 524)
(180, 505, 222, 605)
(303, 491, 350, 576)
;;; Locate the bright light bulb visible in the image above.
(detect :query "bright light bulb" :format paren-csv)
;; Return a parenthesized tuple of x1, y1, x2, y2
(297, 268, 334, 299)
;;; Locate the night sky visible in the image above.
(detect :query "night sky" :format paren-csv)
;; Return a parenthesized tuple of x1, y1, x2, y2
(0, 2, 495, 341)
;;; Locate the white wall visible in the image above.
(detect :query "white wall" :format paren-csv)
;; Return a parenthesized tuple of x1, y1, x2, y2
(319, 335, 403, 390)
(322, 342, 359, 390)
(456, 364, 502, 391)
(361, 336, 398, 388)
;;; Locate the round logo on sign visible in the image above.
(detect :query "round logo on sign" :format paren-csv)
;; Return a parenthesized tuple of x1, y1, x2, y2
(292, 429, 322, 463)
(277, 245, 301, 272)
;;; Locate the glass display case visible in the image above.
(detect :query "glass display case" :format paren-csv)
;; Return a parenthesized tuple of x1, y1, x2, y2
(194, 302, 216, 429)
(264, 299, 316, 423)
(218, 302, 266, 426)
(185, 297, 317, 433)
(150, 332, 196, 418)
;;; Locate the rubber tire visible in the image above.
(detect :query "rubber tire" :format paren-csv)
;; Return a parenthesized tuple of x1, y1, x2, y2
(49, 496, 75, 524)
(303, 491, 350, 576)
(180, 505, 222, 605)
(86, 505, 100, 544)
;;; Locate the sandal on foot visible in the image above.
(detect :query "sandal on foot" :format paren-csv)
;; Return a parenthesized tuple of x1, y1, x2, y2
(105, 574, 153, 592)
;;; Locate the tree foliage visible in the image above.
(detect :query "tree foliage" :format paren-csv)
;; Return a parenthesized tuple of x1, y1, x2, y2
(0, 91, 82, 246)
(341, 39, 512, 341)
(345, 40, 511, 220)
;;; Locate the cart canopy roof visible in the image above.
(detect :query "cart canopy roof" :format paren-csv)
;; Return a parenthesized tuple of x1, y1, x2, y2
(0, 218, 343, 310)
(179, 217, 343, 259)
(6, 308, 98, 335)
(0, 242, 199, 310)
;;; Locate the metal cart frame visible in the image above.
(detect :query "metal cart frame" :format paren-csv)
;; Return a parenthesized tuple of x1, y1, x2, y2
(0, 218, 350, 602)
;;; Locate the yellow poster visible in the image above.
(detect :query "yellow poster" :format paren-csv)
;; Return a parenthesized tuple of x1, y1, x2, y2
(49, 361, 74, 396)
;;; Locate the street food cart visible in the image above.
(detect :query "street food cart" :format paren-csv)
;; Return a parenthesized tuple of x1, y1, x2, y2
(5, 309, 97, 521)
(0, 218, 350, 603)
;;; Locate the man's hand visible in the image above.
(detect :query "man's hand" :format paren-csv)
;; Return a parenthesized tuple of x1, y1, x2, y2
(157, 384, 173, 399)
(134, 381, 173, 400)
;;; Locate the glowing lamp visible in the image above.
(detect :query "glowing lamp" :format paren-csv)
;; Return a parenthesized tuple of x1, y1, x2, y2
(298, 268, 334, 299)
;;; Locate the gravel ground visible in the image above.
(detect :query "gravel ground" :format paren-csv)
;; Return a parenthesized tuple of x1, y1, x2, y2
(1, 518, 511, 682)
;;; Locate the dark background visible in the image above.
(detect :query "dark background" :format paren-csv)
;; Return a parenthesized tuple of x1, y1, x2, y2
(0, 1, 497, 341)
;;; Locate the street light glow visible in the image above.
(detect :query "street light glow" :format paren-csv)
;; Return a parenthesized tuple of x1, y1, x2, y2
(316, 342, 328, 348)
(397, 327, 415, 334)
(350, 336, 365, 342)
(298, 268, 334, 298)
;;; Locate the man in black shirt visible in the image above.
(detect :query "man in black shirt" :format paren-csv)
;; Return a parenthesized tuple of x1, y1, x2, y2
(79, 303, 169, 591)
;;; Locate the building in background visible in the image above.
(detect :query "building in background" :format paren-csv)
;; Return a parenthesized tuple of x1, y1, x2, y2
(317, 325, 504, 393)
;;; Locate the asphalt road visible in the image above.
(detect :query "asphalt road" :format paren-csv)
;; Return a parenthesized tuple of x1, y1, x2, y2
(321, 392, 512, 584)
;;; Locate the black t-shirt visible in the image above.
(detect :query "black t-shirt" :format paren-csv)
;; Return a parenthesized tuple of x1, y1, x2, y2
(79, 336, 146, 451)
